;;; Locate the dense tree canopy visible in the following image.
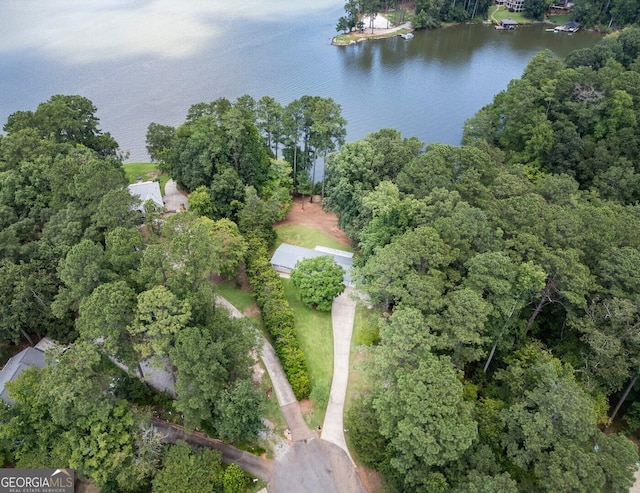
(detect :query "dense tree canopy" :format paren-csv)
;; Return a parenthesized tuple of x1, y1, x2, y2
(0, 95, 265, 488)
(329, 31, 640, 492)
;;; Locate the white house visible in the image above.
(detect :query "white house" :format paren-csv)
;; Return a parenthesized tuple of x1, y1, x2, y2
(0, 347, 47, 404)
(127, 181, 164, 213)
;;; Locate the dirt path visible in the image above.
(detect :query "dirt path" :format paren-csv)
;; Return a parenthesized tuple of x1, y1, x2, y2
(276, 196, 351, 247)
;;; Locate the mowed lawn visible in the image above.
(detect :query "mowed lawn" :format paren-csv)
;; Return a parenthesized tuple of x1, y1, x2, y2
(275, 224, 355, 252)
(122, 162, 170, 194)
(282, 279, 334, 428)
(489, 5, 533, 24)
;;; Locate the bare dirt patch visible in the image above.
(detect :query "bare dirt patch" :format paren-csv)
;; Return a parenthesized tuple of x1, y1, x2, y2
(299, 399, 313, 414)
(276, 196, 351, 247)
(357, 466, 384, 493)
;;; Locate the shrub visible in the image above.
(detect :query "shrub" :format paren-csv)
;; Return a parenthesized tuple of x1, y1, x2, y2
(245, 236, 311, 400)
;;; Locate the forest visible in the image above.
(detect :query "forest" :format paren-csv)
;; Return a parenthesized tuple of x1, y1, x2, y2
(0, 26, 639, 493)
(332, 28, 640, 492)
(337, 0, 640, 31)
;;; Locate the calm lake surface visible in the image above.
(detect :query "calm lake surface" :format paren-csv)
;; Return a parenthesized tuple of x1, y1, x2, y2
(0, 2, 600, 161)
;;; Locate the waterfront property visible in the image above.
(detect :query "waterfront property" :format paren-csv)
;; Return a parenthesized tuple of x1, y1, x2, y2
(270, 243, 354, 286)
(555, 20, 581, 32)
(504, 0, 525, 12)
(127, 180, 164, 212)
(499, 18, 519, 29)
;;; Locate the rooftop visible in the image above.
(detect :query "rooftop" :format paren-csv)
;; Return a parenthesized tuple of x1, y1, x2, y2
(0, 347, 47, 404)
(127, 181, 164, 212)
(270, 243, 354, 286)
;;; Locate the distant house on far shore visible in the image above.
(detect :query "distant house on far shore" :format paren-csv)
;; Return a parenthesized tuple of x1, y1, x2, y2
(127, 181, 164, 213)
(500, 18, 519, 29)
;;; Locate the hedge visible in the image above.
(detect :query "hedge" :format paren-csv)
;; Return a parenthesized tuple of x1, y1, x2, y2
(245, 236, 311, 400)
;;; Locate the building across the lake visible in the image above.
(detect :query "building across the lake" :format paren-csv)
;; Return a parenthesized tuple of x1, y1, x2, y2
(270, 243, 354, 286)
(499, 18, 519, 29)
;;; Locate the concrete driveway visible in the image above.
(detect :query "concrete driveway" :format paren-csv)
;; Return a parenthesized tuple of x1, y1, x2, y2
(163, 179, 187, 212)
(322, 288, 357, 460)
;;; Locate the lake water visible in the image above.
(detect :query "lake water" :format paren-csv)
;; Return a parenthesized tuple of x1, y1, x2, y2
(0, 2, 600, 162)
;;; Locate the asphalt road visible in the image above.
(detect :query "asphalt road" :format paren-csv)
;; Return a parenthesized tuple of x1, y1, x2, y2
(269, 439, 367, 493)
(153, 419, 274, 481)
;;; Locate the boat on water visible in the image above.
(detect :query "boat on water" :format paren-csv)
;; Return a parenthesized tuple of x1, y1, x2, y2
(400, 32, 414, 39)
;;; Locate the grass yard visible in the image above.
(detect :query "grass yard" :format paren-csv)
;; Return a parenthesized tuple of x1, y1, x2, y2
(215, 281, 258, 317)
(275, 224, 355, 253)
(489, 5, 533, 24)
(344, 303, 379, 464)
(282, 279, 334, 428)
(122, 162, 170, 194)
(345, 304, 378, 413)
(548, 13, 572, 24)
(385, 8, 412, 25)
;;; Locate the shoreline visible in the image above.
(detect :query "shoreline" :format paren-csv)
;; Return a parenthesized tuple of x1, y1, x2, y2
(332, 10, 598, 46)
(332, 14, 413, 46)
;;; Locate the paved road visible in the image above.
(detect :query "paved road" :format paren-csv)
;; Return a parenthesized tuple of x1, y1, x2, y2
(322, 288, 357, 460)
(215, 294, 366, 492)
(269, 439, 367, 493)
(163, 179, 188, 212)
(153, 419, 274, 481)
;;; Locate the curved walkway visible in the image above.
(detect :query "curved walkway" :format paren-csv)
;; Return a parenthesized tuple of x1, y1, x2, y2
(321, 288, 357, 460)
(215, 294, 365, 492)
(215, 296, 314, 442)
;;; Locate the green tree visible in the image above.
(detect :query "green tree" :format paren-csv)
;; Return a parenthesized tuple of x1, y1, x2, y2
(188, 185, 216, 218)
(223, 464, 249, 493)
(372, 352, 478, 490)
(146, 122, 175, 163)
(170, 313, 260, 439)
(152, 442, 223, 493)
(207, 218, 247, 279)
(127, 285, 191, 367)
(256, 96, 284, 158)
(4, 95, 118, 156)
(0, 260, 60, 345)
(76, 281, 138, 368)
(290, 256, 346, 311)
(52, 239, 112, 320)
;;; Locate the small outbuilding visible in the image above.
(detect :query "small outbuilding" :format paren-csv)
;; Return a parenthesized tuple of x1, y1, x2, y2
(0, 347, 47, 404)
(270, 243, 354, 286)
(127, 181, 164, 212)
(500, 18, 519, 29)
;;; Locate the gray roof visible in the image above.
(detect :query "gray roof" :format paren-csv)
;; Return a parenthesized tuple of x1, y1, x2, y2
(270, 243, 353, 286)
(127, 181, 164, 212)
(501, 18, 518, 25)
(0, 347, 47, 404)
